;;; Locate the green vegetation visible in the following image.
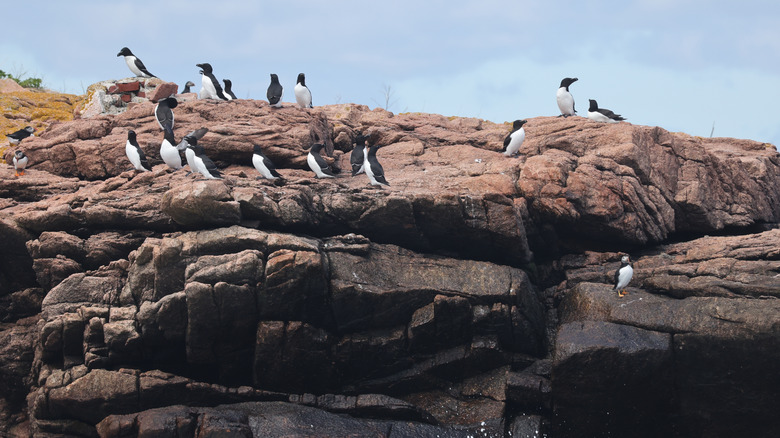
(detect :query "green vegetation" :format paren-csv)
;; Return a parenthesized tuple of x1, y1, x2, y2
(0, 69, 43, 89)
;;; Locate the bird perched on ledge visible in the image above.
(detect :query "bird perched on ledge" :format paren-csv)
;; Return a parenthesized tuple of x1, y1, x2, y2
(503, 119, 527, 157)
(7, 126, 34, 145)
(557, 77, 578, 117)
(587, 99, 626, 123)
(13, 150, 28, 176)
(117, 47, 157, 78)
(613, 254, 634, 297)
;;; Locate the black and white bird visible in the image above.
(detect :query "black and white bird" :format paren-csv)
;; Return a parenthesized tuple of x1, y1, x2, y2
(587, 99, 626, 123)
(267, 74, 283, 108)
(117, 47, 156, 78)
(613, 254, 634, 297)
(178, 128, 209, 173)
(364, 144, 389, 186)
(182, 81, 195, 94)
(189, 144, 222, 179)
(7, 126, 34, 145)
(350, 133, 368, 176)
(160, 126, 184, 170)
(154, 96, 178, 131)
(557, 77, 578, 117)
(307, 143, 335, 178)
(12, 150, 28, 176)
(223, 79, 237, 100)
(125, 130, 151, 172)
(196, 63, 228, 100)
(502, 120, 527, 157)
(252, 144, 282, 180)
(294, 73, 313, 108)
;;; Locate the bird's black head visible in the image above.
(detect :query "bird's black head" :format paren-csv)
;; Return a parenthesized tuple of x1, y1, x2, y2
(253, 144, 263, 155)
(117, 47, 132, 57)
(355, 133, 368, 146)
(196, 63, 212, 74)
(24, 126, 34, 133)
(223, 79, 232, 89)
(297, 73, 306, 85)
(162, 96, 178, 108)
(560, 77, 578, 89)
(127, 130, 137, 141)
(192, 144, 205, 155)
(185, 81, 195, 87)
(270, 73, 279, 82)
(512, 119, 528, 129)
(14, 150, 24, 158)
(311, 143, 324, 152)
(588, 99, 598, 111)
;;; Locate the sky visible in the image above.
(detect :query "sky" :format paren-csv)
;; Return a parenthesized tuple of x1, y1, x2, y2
(2, 0, 780, 146)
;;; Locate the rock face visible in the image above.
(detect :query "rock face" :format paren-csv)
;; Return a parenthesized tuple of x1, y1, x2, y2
(1, 93, 779, 437)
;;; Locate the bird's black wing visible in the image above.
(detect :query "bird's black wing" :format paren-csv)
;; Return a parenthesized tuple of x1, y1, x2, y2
(263, 156, 282, 178)
(613, 265, 621, 289)
(502, 133, 512, 152)
(267, 84, 283, 104)
(156, 104, 174, 131)
(134, 58, 156, 78)
(201, 156, 223, 178)
(370, 160, 389, 185)
(137, 146, 151, 171)
(598, 108, 625, 121)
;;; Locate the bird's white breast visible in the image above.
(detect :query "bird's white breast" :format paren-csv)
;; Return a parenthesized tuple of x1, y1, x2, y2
(160, 140, 182, 169)
(616, 265, 634, 290)
(200, 74, 217, 99)
(557, 88, 575, 115)
(294, 84, 311, 108)
(587, 111, 614, 123)
(503, 128, 525, 156)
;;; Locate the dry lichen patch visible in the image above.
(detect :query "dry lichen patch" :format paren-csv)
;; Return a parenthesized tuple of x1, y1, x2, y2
(1, 89, 83, 159)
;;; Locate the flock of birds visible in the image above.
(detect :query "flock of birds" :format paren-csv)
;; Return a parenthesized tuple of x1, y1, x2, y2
(4, 47, 634, 295)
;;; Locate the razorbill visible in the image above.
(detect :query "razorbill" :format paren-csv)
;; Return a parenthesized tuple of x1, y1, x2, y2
(252, 144, 282, 180)
(364, 143, 389, 186)
(267, 74, 283, 107)
(125, 130, 151, 172)
(294, 73, 313, 108)
(613, 255, 634, 297)
(307, 143, 335, 178)
(160, 126, 184, 170)
(223, 79, 237, 100)
(557, 77, 578, 117)
(154, 96, 178, 131)
(350, 133, 368, 176)
(12, 150, 28, 176)
(117, 47, 156, 78)
(182, 81, 195, 93)
(196, 63, 228, 100)
(502, 120, 527, 157)
(7, 126, 34, 145)
(189, 144, 222, 179)
(177, 128, 209, 172)
(587, 99, 626, 123)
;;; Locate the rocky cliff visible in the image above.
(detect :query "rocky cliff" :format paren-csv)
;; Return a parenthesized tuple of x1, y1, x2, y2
(1, 91, 779, 437)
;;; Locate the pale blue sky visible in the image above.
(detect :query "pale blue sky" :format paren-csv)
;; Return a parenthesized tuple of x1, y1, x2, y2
(2, 0, 779, 146)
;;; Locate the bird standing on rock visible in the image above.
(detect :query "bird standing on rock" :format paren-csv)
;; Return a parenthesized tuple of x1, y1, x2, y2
(557, 77, 578, 117)
(294, 73, 313, 108)
(307, 143, 335, 178)
(117, 47, 157, 78)
(12, 150, 28, 176)
(182, 81, 195, 93)
(179, 128, 209, 174)
(350, 133, 368, 176)
(364, 143, 389, 186)
(223, 79, 237, 100)
(154, 96, 178, 132)
(252, 144, 282, 180)
(613, 254, 634, 297)
(125, 130, 151, 172)
(502, 120, 527, 157)
(160, 126, 184, 170)
(196, 63, 228, 100)
(189, 144, 223, 179)
(267, 74, 284, 108)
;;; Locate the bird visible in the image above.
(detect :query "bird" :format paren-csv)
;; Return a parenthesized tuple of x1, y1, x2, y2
(557, 77, 578, 117)
(502, 120, 527, 157)
(154, 96, 178, 131)
(7, 126, 34, 146)
(294, 73, 313, 108)
(182, 81, 195, 94)
(252, 144, 282, 180)
(267, 74, 283, 108)
(196, 63, 228, 100)
(116, 47, 156, 78)
(364, 143, 389, 186)
(587, 99, 626, 123)
(307, 143, 335, 178)
(177, 128, 209, 173)
(223, 79, 237, 100)
(12, 150, 28, 176)
(125, 130, 151, 172)
(160, 126, 184, 170)
(613, 254, 634, 297)
(189, 144, 222, 179)
(350, 133, 368, 176)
